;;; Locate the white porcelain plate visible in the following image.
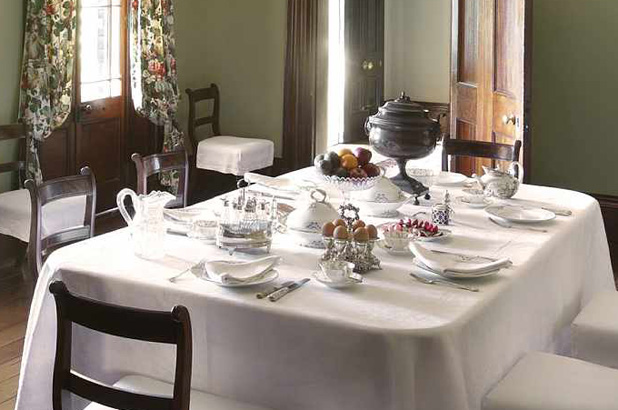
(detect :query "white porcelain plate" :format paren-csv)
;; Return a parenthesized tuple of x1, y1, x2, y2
(312, 270, 362, 289)
(199, 269, 279, 288)
(485, 205, 556, 224)
(437, 172, 468, 186)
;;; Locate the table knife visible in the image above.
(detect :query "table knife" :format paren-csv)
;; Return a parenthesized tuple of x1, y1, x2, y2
(269, 278, 310, 302)
(256, 281, 294, 299)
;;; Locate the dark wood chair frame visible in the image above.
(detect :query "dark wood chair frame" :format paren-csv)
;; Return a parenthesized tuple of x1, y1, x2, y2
(185, 84, 221, 157)
(0, 123, 27, 188)
(25, 167, 96, 282)
(131, 150, 189, 209)
(441, 135, 522, 176)
(0, 123, 28, 270)
(49, 280, 192, 410)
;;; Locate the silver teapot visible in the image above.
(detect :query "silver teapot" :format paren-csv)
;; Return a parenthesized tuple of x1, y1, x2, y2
(475, 162, 523, 199)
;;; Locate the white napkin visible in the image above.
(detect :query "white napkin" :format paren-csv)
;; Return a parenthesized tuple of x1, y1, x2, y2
(410, 242, 511, 276)
(204, 256, 282, 285)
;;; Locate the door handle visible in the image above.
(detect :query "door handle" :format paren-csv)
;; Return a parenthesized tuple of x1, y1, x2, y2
(80, 104, 93, 114)
(361, 60, 374, 71)
(502, 114, 517, 126)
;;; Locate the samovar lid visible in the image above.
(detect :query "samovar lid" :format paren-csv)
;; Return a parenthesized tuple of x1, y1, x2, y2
(367, 92, 433, 129)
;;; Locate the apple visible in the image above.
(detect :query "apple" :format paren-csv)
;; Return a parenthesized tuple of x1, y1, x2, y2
(353, 147, 372, 166)
(362, 163, 380, 177)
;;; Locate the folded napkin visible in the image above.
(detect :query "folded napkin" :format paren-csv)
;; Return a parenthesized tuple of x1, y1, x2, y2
(204, 256, 282, 285)
(410, 242, 511, 276)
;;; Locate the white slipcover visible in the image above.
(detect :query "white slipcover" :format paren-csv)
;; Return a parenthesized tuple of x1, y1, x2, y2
(0, 188, 87, 242)
(483, 352, 618, 410)
(85, 375, 272, 410)
(196, 136, 274, 176)
(572, 290, 618, 369)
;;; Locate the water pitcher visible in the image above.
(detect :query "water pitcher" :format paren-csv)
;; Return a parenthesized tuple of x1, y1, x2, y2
(117, 189, 175, 259)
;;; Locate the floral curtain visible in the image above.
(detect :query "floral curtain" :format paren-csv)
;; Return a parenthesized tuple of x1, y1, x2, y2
(19, 0, 77, 184)
(130, 0, 183, 188)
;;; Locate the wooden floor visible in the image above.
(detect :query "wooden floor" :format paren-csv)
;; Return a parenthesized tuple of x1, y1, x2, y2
(0, 265, 31, 410)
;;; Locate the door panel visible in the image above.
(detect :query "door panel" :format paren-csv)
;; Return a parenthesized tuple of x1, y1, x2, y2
(450, 0, 531, 177)
(343, 0, 384, 143)
(75, 0, 127, 212)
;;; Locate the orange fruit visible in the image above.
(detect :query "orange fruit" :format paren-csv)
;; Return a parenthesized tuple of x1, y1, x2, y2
(337, 148, 353, 157)
(341, 154, 358, 170)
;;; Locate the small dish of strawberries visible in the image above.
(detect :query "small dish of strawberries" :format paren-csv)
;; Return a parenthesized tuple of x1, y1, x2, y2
(389, 218, 451, 242)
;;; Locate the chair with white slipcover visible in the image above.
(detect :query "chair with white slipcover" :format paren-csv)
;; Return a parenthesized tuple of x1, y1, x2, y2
(571, 290, 618, 369)
(483, 352, 618, 410)
(185, 84, 274, 178)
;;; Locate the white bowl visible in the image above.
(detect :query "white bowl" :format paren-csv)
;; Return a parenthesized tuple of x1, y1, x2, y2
(359, 193, 410, 217)
(352, 176, 401, 202)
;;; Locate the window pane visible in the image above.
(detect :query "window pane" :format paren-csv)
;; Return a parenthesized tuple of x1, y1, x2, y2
(80, 7, 110, 83)
(111, 6, 121, 78)
(82, 81, 111, 102)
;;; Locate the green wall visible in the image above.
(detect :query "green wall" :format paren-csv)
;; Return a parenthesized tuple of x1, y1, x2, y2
(531, 0, 618, 195)
(174, 0, 286, 157)
(384, 0, 450, 103)
(0, 0, 23, 192)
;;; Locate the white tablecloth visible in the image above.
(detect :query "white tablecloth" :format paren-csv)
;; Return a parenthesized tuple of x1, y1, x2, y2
(16, 169, 614, 410)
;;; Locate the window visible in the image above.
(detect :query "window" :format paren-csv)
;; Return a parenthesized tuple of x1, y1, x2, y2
(80, 0, 122, 102)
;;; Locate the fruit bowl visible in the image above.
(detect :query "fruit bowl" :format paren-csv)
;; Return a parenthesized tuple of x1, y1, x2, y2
(317, 171, 383, 192)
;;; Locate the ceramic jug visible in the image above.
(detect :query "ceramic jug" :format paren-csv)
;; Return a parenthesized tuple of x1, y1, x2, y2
(117, 189, 175, 259)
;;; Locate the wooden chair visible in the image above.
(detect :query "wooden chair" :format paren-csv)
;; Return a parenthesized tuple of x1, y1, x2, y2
(185, 84, 274, 177)
(25, 167, 96, 282)
(49, 280, 192, 410)
(441, 135, 522, 176)
(49, 281, 274, 410)
(131, 150, 189, 208)
(0, 123, 28, 269)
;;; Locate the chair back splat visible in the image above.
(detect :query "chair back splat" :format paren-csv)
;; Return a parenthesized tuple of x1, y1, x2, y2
(49, 281, 192, 410)
(185, 83, 221, 156)
(0, 123, 27, 189)
(442, 135, 522, 177)
(131, 150, 189, 208)
(25, 167, 96, 282)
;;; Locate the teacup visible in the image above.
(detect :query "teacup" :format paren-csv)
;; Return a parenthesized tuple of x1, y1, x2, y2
(462, 188, 486, 204)
(319, 260, 355, 282)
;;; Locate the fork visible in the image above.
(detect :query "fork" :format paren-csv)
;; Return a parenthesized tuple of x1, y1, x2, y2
(168, 260, 205, 283)
(409, 272, 479, 292)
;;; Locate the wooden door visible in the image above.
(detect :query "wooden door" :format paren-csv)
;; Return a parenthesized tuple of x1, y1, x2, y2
(343, 0, 384, 143)
(450, 0, 531, 179)
(75, 0, 127, 211)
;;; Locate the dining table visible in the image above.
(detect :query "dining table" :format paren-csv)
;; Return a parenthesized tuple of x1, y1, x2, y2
(15, 166, 615, 410)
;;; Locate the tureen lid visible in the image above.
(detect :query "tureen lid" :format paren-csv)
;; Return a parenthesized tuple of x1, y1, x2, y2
(367, 92, 435, 130)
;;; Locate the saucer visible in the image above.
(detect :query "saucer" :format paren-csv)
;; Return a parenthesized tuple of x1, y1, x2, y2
(458, 196, 492, 208)
(376, 239, 411, 255)
(312, 270, 362, 289)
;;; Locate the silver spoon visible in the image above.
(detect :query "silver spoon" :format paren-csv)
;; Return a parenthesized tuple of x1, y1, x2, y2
(409, 272, 479, 292)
